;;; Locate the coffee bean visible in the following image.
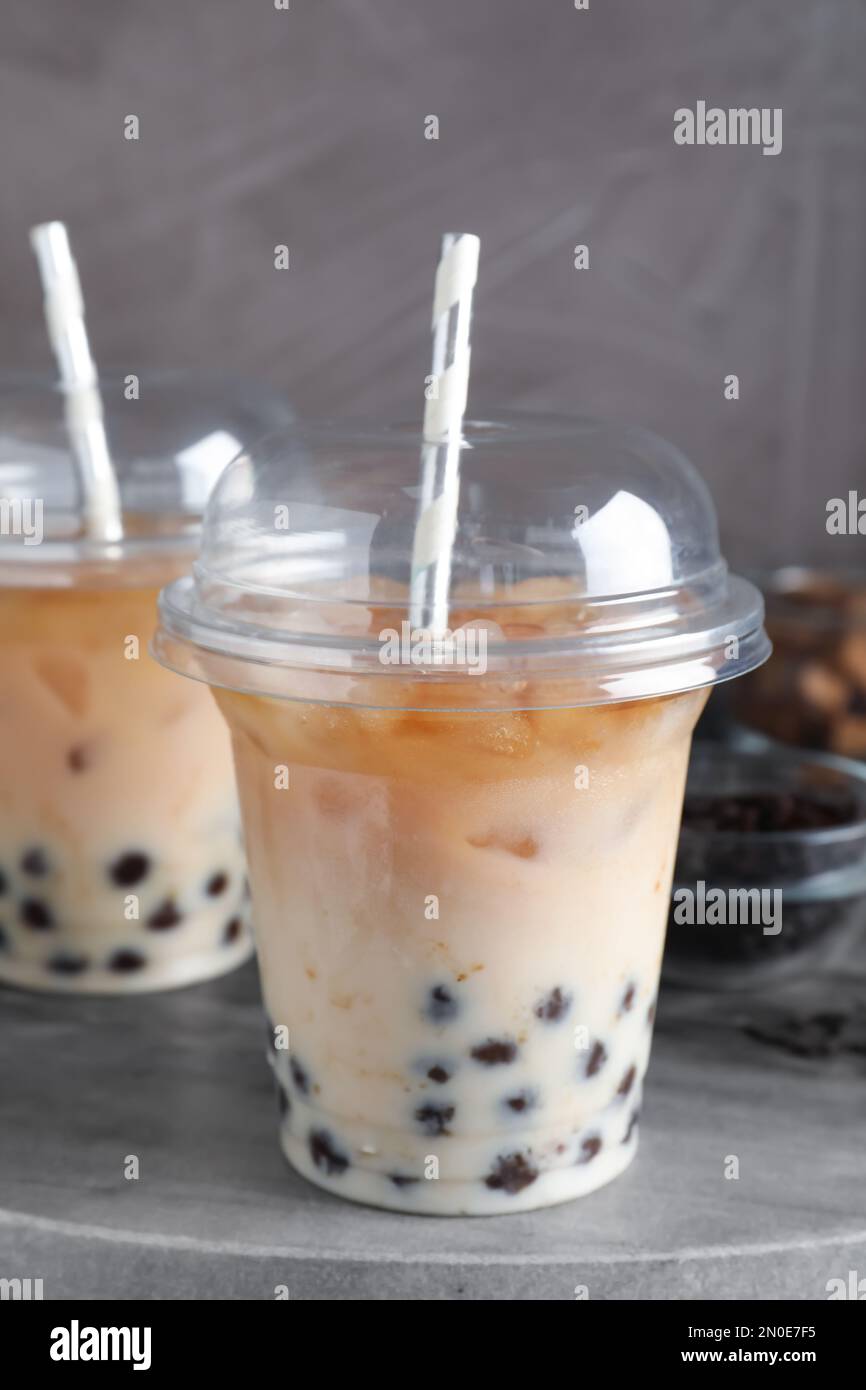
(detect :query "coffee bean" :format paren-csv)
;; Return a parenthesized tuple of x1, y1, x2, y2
(290, 1056, 310, 1095)
(621, 982, 636, 1013)
(584, 1040, 607, 1078)
(110, 852, 151, 888)
(414, 1102, 455, 1136)
(389, 1173, 420, 1188)
(471, 1037, 518, 1066)
(427, 1064, 450, 1084)
(425, 983, 459, 1023)
(308, 1128, 349, 1176)
(617, 1066, 637, 1098)
(504, 1089, 538, 1114)
(223, 916, 242, 943)
(647, 998, 657, 1026)
(48, 953, 89, 975)
(684, 787, 858, 834)
(20, 899, 54, 930)
(21, 848, 50, 877)
(147, 898, 182, 930)
(485, 1152, 539, 1194)
(534, 986, 572, 1022)
(108, 949, 146, 973)
(207, 871, 229, 897)
(578, 1134, 602, 1164)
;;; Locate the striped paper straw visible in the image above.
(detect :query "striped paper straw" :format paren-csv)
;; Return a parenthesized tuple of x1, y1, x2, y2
(30, 222, 123, 544)
(409, 232, 480, 634)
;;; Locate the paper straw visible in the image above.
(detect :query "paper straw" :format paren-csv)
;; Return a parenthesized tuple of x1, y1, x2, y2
(409, 232, 480, 633)
(30, 222, 123, 544)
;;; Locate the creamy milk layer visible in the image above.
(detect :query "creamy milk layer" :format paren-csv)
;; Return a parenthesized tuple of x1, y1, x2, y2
(0, 586, 253, 993)
(217, 674, 707, 1215)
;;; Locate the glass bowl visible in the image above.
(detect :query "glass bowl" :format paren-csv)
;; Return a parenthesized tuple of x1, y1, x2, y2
(663, 741, 866, 989)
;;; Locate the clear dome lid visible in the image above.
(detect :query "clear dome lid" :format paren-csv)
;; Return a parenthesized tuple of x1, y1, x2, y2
(0, 372, 294, 587)
(155, 413, 771, 710)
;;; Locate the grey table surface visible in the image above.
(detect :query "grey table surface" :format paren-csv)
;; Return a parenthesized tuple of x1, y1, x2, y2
(1, 945, 864, 1301)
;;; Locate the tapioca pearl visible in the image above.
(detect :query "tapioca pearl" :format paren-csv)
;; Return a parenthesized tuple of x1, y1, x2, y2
(584, 1040, 607, 1078)
(503, 1088, 539, 1115)
(413, 1055, 457, 1084)
(109, 852, 151, 888)
(20, 847, 50, 877)
(48, 952, 89, 976)
(578, 1134, 602, 1164)
(617, 1065, 637, 1099)
(623, 1109, 640, 1144)
(534, 986, 573, 1023)
(108, 949, 147, 974)
(389, 1173, 420, 1188)
(67, 743, 91, 773)
(290, 1056, 310, 1095)
(147, 898, 183, 930)
(414, 1102, 455, 1136)
(470, 1037, 518, 1066)
(484, 1152, 539, 1194)
(20, 899, 55, 930)
(206, 871, 229, 897)
(424, 983, 459, 1024)
(620, 982, 637, 1015)
(308, 1128, 350, 1176)
(222, 916, 243, 944)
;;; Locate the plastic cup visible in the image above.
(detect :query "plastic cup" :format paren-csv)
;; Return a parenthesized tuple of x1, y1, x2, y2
(155, 414, 769, 1212)
(0, 372, 292, 993)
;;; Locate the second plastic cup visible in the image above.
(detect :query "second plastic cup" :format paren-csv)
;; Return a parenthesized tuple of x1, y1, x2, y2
(156, 415, 769, 1212)
(0, 373, 292, 992)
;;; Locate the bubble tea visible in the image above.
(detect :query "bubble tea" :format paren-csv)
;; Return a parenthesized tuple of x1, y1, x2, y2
(0, 374, 292, 992)
(155, 416, 769, 1213)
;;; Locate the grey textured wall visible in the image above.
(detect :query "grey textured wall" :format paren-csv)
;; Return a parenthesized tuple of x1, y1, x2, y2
(1, 0, 864, 570)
